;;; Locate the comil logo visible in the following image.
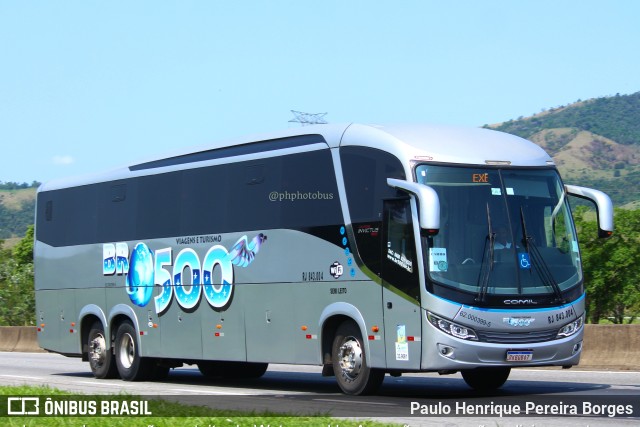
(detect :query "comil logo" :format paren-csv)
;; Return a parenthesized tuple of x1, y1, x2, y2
(503, 299, 537, 305)
(7, 397, 40, 415)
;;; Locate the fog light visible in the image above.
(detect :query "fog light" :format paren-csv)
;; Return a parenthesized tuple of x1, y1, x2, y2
(572, 341, 582, 355)
(437, 344, 455, 359)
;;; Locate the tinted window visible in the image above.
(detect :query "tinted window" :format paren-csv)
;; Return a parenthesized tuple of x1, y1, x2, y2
(382, 198, 420, 300)
(340, 146, 405, 275)
(36, 149, 342, 246)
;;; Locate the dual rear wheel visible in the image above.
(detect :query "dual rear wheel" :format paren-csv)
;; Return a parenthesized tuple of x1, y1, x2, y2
(88, 320, 263, 382)
(87, 320, 168, 381)
(87, 321, 118, 379)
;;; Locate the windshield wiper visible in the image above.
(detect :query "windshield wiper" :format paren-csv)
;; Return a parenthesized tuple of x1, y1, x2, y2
(476, 203, 495, 303)
(519, 207, 566, 304)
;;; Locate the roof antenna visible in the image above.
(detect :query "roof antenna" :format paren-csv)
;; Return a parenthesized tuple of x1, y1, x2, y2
(289, 110, 328, 126)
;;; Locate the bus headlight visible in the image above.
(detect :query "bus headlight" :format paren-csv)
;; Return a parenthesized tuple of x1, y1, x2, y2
(556, 314, 584, 338)
(427, 312, 478, 341)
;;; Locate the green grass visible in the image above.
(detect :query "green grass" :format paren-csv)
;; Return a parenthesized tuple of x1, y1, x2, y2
(1, 385, 401, 427)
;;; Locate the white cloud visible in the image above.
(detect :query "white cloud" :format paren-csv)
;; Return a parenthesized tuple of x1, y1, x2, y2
(52, 155, 75, 165)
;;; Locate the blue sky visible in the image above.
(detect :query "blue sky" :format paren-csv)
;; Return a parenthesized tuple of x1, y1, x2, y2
(1, 1, 639, 184)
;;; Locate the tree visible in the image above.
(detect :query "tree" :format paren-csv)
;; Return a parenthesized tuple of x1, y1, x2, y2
(0, 226, 35, 326)
(12, 225, 34, 266)
(0, 259, 35, 325)
(575, 207, 640, 323)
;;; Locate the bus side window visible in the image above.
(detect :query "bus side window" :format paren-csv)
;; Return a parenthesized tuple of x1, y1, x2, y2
(381, 199, 420, 301)
(340, 146, 405, 276)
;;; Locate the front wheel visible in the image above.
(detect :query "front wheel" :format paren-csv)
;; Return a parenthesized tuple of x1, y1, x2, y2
(461, 367, 511, 390)
(114, 321, 153, 381)
(332, 321, 384, 395)
(87, 321, 118, 379)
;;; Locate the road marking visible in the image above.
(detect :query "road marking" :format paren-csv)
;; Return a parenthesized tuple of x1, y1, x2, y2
(313, 398, 398, 406)
(73, 380, 137, 387)
(0, 374, 43, 380)
(517, 369, 640, 375)
(169, 388, 256, 395)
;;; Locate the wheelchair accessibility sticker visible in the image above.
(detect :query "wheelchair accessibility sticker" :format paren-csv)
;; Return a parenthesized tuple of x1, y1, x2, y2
(519, 253, 531, 269)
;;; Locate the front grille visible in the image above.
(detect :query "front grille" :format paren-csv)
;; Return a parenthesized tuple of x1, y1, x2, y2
(476, 328, 558, 344)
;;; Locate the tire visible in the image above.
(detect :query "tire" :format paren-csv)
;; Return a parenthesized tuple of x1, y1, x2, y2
(231, 362, 268, 379)
(198, 361, 268, 379)
(114, 321, 153, 381)
(87, 321, 118, 379)
(461, 367, 511, 391)
(332, 321, 384, 395)
(198, 361, 224, 378)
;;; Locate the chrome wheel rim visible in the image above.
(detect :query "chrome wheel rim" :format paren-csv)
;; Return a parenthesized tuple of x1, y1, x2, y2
(89, 333, 107, 369)
(118, 332, 135, 369)
(338, 336, 362, 381)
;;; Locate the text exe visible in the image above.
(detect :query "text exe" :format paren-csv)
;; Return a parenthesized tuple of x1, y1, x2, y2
(472, 173, 489, 183)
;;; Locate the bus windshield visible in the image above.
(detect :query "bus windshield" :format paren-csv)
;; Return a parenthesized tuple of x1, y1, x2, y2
(416, 165, 582, 300)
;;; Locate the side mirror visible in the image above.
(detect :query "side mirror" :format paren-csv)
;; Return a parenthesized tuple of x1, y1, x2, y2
(387, 178, 440, 233)
(565, 184, 614, 238)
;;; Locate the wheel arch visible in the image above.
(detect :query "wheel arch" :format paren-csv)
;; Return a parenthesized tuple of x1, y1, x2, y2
(79, 305, 108, 361)
(319, 302, 369, 365)
(108, 304, 142, 353)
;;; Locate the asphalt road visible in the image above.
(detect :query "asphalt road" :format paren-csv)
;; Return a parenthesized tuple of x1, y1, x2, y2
(1, 351, 639, 426)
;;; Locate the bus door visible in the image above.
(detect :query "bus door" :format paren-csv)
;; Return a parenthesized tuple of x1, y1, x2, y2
(381, 198, 422, 370)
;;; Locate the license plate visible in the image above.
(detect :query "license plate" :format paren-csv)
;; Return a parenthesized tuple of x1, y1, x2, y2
(506, 350, 533, 362)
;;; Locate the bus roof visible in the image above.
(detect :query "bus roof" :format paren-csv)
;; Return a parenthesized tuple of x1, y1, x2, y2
(39, 123, 553, 191)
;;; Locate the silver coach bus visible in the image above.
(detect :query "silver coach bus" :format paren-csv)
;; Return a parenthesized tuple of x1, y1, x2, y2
(34, 123, 613, 395)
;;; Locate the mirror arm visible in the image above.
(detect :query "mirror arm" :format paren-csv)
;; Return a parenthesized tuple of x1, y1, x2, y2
(565, 184, 614, 238)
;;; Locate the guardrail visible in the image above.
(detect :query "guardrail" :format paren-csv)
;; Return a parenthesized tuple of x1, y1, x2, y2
(0, 325, 638, 370)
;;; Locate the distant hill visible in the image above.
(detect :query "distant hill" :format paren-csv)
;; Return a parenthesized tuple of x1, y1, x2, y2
(487, 91, 640, 207)
(0, 184, 37, 242)
(2, 93, 639, 242)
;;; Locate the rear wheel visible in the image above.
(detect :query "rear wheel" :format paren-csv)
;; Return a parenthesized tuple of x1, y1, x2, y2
(114, 321, 153, 381)
(229, 362, 268, 379)
(198, 361, 224, 378)
(461, 367, 511, 390)
(87, 321, 118, 379)
(332, 321, 384, 395)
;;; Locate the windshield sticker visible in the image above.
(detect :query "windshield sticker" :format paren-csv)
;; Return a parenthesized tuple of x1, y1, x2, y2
(429, 248, 448, 272)
(395, 325, 409, 361)
(572, 240, 579, 253)
(506, 187, 515, 195)
(519, 252, 531, 270)
(491, 188, 502, 196)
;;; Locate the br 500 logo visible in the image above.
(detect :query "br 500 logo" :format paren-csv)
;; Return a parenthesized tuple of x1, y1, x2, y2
(103, 234, 267, 313)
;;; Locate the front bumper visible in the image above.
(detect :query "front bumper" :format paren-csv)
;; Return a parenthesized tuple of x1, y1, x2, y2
(421, 321, 583, 371)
